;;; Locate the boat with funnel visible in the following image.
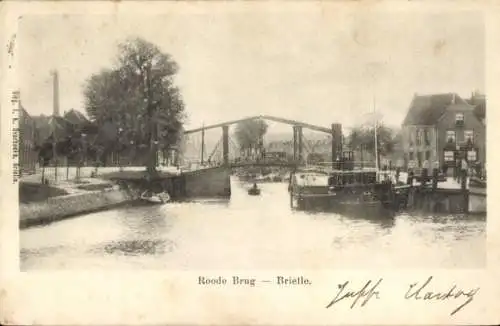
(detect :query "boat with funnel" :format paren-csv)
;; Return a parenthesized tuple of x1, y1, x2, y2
(288, 152, 396, 216)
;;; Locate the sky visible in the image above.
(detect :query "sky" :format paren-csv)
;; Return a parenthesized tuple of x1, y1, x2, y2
(17, 10, 484, 133)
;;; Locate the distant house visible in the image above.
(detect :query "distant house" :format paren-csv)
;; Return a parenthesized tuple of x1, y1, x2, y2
(401, 92, 486, 176)
(64, 109, 90, 128)
(22, 109, 93, 167)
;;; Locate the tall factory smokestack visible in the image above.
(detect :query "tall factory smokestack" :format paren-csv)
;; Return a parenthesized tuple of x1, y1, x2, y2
(52, 70, 60, 117)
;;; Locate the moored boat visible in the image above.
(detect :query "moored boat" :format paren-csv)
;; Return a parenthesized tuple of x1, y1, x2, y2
(288, 149, 396, 217)
(289, 169, 395, 215)
(140, 190, 171, 204)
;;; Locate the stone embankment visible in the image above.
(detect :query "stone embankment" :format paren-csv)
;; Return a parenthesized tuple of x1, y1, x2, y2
(19, 185, 138, 229)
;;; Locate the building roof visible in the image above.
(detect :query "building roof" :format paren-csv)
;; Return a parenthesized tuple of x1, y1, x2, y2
(64, 109, 90, 126)
(33, 115, 73, 141)
(402, 93, 471, 126)
(19, 104, 34, 123)
(466, 94, 486, 122)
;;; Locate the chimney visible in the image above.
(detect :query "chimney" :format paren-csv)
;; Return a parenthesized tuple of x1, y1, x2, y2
(52, 70, 60, 117)
(451, 93, 456, 104)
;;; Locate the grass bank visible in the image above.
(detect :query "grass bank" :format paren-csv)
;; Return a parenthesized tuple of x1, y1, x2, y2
(19, 182, 69, 204)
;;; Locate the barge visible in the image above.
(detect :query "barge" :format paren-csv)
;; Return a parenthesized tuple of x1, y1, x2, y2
(289, 168, 396, 216)
(288, 149, 397, 217)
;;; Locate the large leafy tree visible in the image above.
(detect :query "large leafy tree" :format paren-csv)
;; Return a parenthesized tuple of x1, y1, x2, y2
(234, 119, 268, 156)
(84, 37, 186, 170)
(347, 123, 398, 160)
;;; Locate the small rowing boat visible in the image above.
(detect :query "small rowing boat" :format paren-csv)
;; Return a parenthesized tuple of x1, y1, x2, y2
(140, 190, 171, 204)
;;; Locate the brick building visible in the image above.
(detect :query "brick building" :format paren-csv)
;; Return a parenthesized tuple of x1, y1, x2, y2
(401, 92, 485, 176)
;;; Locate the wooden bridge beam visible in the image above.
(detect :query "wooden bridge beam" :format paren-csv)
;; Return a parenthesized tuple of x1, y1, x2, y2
(184, 115, 331, 135)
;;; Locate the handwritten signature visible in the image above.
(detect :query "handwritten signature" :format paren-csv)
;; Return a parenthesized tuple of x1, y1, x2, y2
(405, 276, 480, 316)
(325, 277, 479, 316)
(325, 279, 382, 309)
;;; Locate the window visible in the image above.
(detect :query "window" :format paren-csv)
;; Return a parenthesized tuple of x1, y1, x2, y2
(416, 129, 422, 146)
(446, 130, 456, 144)
(408, 131, 414, 146)
(465, 130, 474, 144)
(444, 151, 454, 162)
(425, 151, 431, 160)
(455, 113, 465, 126)
(424, 129, 430, 146)
(467, 150, 477, 162)
(409, 152, 414, 161)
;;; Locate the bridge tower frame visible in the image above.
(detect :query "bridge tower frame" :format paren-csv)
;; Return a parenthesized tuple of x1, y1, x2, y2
(292, 125, 303, 163)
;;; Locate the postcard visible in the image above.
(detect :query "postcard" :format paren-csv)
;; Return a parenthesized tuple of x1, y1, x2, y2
(1, 0, 499, 325)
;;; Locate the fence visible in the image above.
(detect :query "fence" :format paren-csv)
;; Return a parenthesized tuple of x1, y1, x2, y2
(20, 165, 149, 184)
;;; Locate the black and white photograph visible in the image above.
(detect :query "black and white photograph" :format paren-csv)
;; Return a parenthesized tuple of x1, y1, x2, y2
(14, 7, 488, 272)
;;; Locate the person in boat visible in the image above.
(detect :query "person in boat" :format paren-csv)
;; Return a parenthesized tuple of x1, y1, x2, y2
(252, 182, 259, 190)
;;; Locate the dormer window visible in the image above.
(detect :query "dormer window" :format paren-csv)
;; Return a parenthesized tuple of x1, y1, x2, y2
(455, 113, 464, 126)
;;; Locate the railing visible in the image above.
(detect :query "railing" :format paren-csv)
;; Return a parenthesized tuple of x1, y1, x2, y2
(20, 164, 180, 184)
(313, 161, 377, 169)
(181, 157, 303, 168)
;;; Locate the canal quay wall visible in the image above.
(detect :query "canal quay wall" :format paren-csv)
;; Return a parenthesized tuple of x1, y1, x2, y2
(469, 189, 486, 214)
(19, 187, 137, 229)
(404, 187, 486, 215)
(183, 167, 231, 198)
(20, 166, 232, 228)
(406, 188, 468, 214)
(108, 166, 232, 200)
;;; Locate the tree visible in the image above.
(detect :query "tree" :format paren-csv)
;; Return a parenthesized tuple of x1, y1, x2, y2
(234, 119, 268, 157)
(84, 37, 186, 171)
(347, 123, 398, 162)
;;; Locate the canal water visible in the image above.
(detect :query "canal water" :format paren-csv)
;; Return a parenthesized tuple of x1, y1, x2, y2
(20, 178, 486, 270)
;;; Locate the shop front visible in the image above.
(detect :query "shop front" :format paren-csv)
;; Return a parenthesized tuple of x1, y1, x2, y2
(442, 142, 479, 177)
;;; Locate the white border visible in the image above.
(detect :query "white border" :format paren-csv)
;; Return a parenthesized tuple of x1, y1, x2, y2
(1, 1, 499, 324)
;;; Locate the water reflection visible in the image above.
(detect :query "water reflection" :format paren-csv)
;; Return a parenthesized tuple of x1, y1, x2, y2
(20, 178, 486, 269)
(98, 239, 177, 256)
